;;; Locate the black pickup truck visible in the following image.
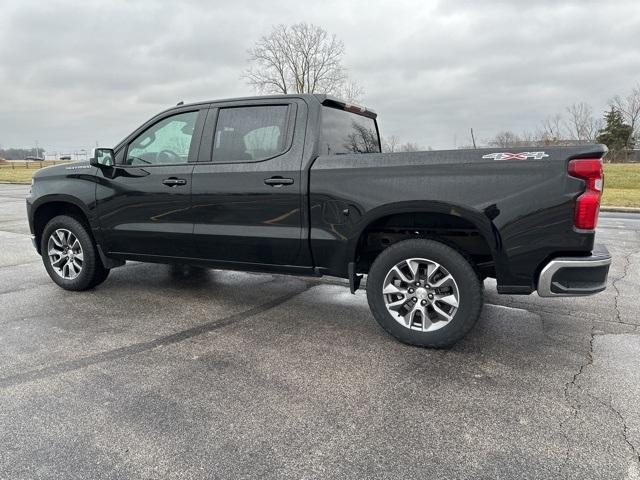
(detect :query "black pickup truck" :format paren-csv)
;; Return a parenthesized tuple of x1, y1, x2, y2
(26, 94, 611, 347)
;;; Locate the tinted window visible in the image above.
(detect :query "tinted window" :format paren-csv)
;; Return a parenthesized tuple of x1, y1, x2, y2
(213, 106, 289, 163)
(126, 111, 198, 166)
(320, 107, 380, 155)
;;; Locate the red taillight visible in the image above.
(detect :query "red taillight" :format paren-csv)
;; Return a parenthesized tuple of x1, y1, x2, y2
(568, 158, 604, 230)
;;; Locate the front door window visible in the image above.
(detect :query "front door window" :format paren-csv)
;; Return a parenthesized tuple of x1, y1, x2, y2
(126, 111, 198, 166)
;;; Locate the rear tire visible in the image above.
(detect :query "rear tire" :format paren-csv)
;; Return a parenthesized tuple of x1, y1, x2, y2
(41, 215, 110, 291)
(366, 239, 483, 348)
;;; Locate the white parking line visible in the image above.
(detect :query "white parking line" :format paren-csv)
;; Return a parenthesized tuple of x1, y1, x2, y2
(485, 303, 531, 313)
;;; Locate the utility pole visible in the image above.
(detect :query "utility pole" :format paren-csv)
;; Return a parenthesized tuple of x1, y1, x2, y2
(470, 128, 477, 149)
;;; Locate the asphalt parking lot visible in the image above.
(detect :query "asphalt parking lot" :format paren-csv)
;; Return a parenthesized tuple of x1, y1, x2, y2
(0, 183, 638, 479)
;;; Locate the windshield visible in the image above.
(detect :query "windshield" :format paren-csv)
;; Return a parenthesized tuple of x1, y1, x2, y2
(320, 106, 380, 155)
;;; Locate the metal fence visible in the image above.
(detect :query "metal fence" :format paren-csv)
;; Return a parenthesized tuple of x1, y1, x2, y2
(603, 150, 640, 163)
(0, 160, 72, 169)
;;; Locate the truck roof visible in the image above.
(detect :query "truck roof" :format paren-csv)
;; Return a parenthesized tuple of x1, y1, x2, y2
(175, 93, 377, 118)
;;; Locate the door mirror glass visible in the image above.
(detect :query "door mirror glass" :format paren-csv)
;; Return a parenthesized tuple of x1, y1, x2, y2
(91, 148, 115, 167)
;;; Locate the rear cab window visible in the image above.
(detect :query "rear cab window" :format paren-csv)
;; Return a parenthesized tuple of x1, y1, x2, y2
(320, 106, 381, 155)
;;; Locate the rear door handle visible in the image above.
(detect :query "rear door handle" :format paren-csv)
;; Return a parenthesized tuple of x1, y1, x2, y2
(264, 176, 294, 187)
(162, 177, 187, 187)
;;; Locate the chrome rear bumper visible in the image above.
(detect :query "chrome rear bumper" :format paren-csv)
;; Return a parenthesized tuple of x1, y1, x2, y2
(537, 244, 611, 297)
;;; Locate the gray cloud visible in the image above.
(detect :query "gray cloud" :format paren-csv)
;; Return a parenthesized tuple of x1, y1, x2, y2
(0, 0, 638, 152)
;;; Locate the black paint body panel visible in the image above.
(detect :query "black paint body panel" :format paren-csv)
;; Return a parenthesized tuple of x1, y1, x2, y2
(95, 164, 195, 257)
(308, 146, 605, 292)
(190, 98, 311, 268)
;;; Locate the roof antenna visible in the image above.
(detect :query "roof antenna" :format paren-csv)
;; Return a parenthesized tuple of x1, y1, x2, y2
(176, 100, 184, 106)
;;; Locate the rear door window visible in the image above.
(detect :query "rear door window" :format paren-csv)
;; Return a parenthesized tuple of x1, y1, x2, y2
(212, 105, 289, 163)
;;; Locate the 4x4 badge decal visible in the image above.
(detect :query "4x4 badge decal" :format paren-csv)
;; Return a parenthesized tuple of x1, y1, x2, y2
(482, 152, 549, 161)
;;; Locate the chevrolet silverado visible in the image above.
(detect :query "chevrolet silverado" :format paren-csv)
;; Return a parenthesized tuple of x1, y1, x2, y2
(26, 94, 611, 347)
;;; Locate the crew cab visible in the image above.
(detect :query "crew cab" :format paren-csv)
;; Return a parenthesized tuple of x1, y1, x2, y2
(26, 94, 611, 347)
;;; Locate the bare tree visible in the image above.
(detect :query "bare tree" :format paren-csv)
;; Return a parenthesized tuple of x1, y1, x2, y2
(381, 136, 427, 152)
(538, 113, 566, 144)
(610, 83, 640, 141)
(399, 142, 423, 152)
(488, 131, 524, 148)
(519, 130, 535, 145)
(564, 102, 601, 141)
(334, 79, 364, 103)
(381, 135, 400, 153)
(490, 98, 627, 149)
(535, 104, 600, 145)
(245, 23, 363, 101)
(343, 122, 380, 153)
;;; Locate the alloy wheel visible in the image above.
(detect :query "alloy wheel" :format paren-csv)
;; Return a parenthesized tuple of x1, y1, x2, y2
(382, 257, 460, 332)
(47, 228, 84, 280)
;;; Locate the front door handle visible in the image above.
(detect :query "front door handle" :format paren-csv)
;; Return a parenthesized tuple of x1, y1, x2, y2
(264, 176, 294, 187)
(162, 177, 187, 187)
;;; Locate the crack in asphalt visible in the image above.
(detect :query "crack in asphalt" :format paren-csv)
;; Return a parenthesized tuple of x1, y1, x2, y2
(513, 302, 640, 330)
(583, 390, 640, 471)
(560, 327, 640, 476)
(606, 397, 640, 468)
(559, 321, 596, 478)
(0, 282, 313, 389)
(612, 249, 634, 324)
(487, 294, 640, 329)
(559, 236, 640, 474)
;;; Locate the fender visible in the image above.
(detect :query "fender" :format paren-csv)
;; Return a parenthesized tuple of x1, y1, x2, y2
(29, 192, 102, 249)
(31, 193, 96, 224)
(345, 200, 511, 283)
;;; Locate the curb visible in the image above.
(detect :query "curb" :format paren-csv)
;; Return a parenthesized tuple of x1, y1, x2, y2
(601, 206, 640, 214)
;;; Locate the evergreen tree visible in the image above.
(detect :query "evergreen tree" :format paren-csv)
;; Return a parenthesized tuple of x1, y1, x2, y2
(596, 107, 634, 155)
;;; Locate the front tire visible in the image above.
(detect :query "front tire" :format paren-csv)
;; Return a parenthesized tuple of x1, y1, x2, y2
(41, 215, 110, 291)
(366, 239, 483, 348)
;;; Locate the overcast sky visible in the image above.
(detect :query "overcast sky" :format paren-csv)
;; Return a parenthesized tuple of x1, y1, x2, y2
(1, 0, 639, 153)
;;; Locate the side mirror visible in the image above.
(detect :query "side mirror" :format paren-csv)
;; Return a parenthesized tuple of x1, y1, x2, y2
(90, 148, 115, 167)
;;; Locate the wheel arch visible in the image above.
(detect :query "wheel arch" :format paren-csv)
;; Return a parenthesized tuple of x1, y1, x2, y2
(32, 195, 95, 254)
(348, 201, 503, 277)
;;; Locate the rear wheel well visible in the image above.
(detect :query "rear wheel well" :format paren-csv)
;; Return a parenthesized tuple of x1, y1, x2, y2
(33, 202, 92, 253)
(355, 212, 495, 279)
